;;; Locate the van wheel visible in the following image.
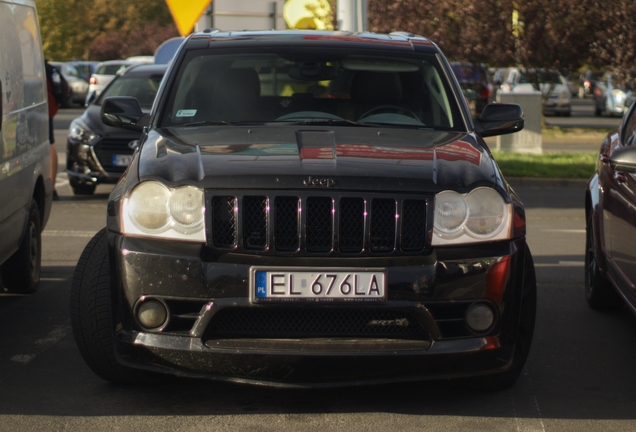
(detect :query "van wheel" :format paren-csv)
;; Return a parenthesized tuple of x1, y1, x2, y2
(70, 228, 155, 384)
(1, 199, 42, 294)
(71, 183, 96, 195)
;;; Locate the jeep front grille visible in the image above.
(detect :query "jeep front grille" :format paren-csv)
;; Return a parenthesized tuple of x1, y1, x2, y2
(205, 192, 430, 256)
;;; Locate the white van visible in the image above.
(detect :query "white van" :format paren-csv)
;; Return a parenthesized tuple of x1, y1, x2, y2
(0, 0, 52, 293)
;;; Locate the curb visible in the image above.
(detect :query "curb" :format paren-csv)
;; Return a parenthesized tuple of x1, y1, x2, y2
(506, 177, 588, 188)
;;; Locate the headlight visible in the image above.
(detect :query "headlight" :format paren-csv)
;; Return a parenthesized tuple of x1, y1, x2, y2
(612, 89, 626, 104)
(69, 119, 99, 144)
(121, 181, 205, 242)
(433, 187, 512, 245)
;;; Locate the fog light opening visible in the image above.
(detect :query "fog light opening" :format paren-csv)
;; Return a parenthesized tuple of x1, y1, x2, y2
(137, 299, 169, 330)
(465, 303, 495, 333)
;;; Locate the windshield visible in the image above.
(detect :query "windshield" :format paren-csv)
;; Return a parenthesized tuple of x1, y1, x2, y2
(160, 49, 463, 130)
(96, 64, 128, 75)
(97, 74, 164, 108)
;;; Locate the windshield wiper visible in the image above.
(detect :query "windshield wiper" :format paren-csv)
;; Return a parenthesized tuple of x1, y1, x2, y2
(177, 120, 233, 127)
(289, 119, 369, 127)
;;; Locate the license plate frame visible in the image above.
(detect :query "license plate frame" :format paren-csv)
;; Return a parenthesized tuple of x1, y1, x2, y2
(250, 267, 387, 303)
(112, 154, 133, 167)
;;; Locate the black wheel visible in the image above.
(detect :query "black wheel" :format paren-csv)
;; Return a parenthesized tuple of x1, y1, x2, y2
(456, 246, 537, 391)
(585, 213, 622, 310)
(71, 182, 96, 195)
(70, 228, 153, 384)
(1, 199, 41, 293)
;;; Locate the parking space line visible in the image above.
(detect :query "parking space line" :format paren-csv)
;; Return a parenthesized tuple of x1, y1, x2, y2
(43, 230, 97, 238)
(7, 325, 71, 366)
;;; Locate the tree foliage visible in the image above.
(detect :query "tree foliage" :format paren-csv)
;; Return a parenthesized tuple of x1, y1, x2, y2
(36, 0, 177, 61)
(34, 0, 636, 86)
(368, 0, 634, 85)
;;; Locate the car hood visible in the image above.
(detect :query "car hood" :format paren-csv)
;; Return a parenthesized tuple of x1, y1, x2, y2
(135, 125, 502, 193)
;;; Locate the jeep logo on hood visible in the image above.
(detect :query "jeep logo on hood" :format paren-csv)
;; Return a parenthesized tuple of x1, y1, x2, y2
(303, 176, 335, 187)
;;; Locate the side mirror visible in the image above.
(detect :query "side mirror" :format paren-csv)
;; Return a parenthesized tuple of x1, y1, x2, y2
(609, 145, 636, 174)
(100, 96, 149, 131)
(475, 103, 524, 137)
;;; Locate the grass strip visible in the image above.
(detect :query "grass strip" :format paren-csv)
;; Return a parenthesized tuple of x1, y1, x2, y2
(491, 151, 596, 179)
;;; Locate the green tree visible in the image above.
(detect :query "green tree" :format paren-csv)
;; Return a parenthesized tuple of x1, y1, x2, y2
(36, 0, 176, 60)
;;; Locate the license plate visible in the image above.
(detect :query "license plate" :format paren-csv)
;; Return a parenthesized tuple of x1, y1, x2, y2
(251, 268, 386, 303)
(112, 154, 133, 167)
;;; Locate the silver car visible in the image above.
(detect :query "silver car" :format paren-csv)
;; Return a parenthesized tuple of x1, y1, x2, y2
(499, 67, 572, 116)
(87, 59, 152, 104)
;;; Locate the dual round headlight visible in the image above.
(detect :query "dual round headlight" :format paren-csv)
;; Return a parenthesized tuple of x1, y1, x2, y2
(124, 181, 205, 241)
(434, 187, 510, 245)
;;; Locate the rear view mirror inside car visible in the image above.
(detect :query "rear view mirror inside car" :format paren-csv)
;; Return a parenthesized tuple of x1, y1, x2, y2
(288, 62, 337, 81)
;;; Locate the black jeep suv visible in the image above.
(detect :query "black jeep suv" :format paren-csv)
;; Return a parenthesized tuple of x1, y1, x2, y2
(71, 30, 535, 389)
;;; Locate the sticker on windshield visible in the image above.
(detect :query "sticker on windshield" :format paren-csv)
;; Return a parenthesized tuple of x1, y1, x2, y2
(176, 109, 197, 117)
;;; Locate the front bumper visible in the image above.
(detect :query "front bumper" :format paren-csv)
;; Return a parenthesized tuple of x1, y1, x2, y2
(67, 138, 134, 186)
(110, 233, 528, 386)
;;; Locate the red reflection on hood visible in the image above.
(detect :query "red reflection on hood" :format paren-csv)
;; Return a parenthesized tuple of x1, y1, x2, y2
(334, 141, 482, 165)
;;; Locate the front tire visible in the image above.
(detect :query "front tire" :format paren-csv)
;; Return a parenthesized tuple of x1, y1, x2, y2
(70, 228, 152, 384)
(1, 199, 42, 294)
(585, 213, 622, 310)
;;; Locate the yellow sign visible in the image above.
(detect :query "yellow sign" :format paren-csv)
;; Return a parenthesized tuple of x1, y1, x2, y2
(284, 0, 333, 30)
(165, 0, 211, 36)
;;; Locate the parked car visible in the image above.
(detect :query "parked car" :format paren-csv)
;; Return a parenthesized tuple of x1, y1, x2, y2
(49, 61, 89, 107)
(68, 60, 99, 82)
(585, 101, 636, 314)
(70, 30, 536, 390)
(87, 59, 152, 103)
(67, 64, 167, 195)
(500, 67, 572, 116)
(450, 62, 493, 117)
(0, 0, 52, 294)
(593, 73, 635, 117)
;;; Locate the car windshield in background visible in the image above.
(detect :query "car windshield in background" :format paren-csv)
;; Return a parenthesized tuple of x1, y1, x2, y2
(519, 70, 562, 85)
(162, 50, 463, 130)
(96, 64, 127, 75)
(98, 75, 164, 108)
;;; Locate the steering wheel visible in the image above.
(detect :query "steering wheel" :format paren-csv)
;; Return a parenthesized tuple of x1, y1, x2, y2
(359, 105, 420, 121)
